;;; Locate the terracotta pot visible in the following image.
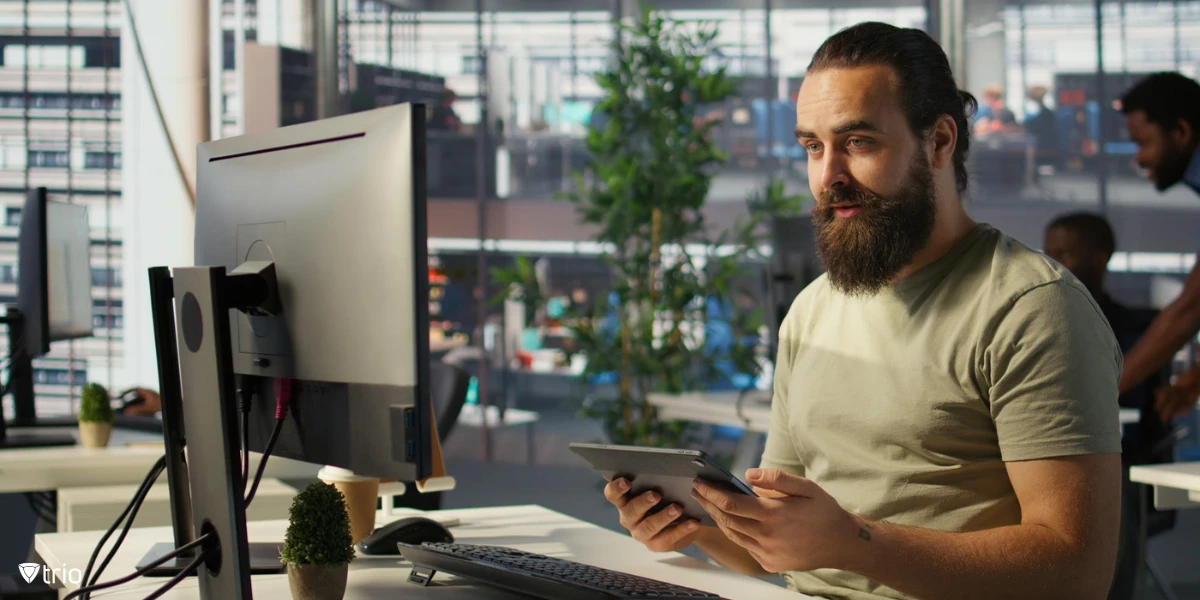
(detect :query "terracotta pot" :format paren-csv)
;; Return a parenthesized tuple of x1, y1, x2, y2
(78, 422, 112, 448)
(287, 563, 348, 600)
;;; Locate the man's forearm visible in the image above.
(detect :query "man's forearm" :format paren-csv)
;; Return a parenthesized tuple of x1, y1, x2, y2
(693, 527, 768, 577)
(1120, 301, 1200, 392)
(837, 518, 1112, 600)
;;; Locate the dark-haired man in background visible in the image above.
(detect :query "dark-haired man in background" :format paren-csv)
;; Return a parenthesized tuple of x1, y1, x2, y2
(1117, 72, 1200, 421)
(602, 22, 1121, 600)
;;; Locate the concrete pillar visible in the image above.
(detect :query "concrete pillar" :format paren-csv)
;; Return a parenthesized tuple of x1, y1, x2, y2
(313, 0, 339, 119)
(930, 0, 966, 86)
(963, 0, 1009, 102)
(119, 0, 209, 390)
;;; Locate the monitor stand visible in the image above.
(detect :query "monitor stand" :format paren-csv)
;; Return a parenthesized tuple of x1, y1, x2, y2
(0, 428, 75, 449)
(138, 266, 283, 593)
(137, 543, 286, 576)
(0, 308, 74, 449)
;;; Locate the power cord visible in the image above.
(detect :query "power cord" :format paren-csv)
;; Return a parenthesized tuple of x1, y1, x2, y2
(80, 455, 166, 599)
(24, 491, 55, 525)
(86, 459, 167, 593)
(236, 376, 254, 491)
(63, 534, 210, 600)
(245, 378, 292, 508)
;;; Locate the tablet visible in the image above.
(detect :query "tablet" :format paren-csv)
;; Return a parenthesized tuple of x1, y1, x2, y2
(569, 442, 756, 528)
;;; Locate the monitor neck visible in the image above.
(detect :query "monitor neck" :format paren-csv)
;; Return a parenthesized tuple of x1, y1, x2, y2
(1, 306, 37, 427)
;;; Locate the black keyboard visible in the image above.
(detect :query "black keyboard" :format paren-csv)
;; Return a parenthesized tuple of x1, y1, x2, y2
(399, 541, 724, 600)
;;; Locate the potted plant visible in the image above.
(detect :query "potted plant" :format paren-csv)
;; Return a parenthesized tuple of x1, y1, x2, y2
(560, 5, 804, 447)
(281, 482, 355, 600)
(78, 383, 114, 448)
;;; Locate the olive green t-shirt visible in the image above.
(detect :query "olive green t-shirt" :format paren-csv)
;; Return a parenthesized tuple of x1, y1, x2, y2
(762, 224, 1122, 600)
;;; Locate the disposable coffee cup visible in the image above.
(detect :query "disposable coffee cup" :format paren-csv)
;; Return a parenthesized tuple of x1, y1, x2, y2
(317, 466, 380, 544)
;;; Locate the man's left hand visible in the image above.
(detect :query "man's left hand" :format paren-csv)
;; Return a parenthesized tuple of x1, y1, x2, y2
(691, 468, 863, 573)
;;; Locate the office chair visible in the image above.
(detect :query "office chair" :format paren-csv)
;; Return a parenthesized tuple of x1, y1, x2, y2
(386, 361, 472, 512)
(430, 361, 473, 443)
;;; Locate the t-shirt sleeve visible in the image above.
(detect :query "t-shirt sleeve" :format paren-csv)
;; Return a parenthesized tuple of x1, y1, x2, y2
(760, 312, 805, 475)
(984, 282, 1123, 462)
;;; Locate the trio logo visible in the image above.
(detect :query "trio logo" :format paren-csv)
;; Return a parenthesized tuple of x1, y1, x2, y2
(17, 563, 39, 584)
(16, 562, 84, 585)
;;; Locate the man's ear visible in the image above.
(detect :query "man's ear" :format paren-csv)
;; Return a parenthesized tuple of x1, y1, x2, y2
(1172, 118, 1195, 148)
(1093, 252, 1112, 278)
(929, 114, 957, 170)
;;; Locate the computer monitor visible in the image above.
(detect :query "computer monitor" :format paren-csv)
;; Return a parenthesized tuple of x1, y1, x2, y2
(195, 102, 433, 481)
(140, 103, 432, 599)
(21, 188, 94, 354)
(0, 188, 91, 448)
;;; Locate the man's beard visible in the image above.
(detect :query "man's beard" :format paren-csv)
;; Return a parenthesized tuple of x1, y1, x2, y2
(812, 154, 937, 296)
(1153, 139, 1192, 191)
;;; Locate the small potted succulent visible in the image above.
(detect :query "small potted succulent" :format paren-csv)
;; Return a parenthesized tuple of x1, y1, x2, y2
(281, 482, 355, 600)
(78, 383, 114, 448)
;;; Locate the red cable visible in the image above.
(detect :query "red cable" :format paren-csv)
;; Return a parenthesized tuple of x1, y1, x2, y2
(274, 378, 293, 420)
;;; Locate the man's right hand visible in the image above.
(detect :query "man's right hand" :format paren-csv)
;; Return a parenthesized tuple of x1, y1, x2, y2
(604, 477, 702, 553)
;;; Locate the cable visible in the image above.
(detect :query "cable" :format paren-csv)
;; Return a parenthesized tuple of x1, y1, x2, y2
(237, 376, 253, 491)
(245, 377, 293, 509)
(83, 457, 165, 589)
(244, 418, 284, 508)
(120, 0, 194, 206)
(241, 409, 250, 489)
(141, 550, 207, 600)
(62, 534, 210, 600)
(80, 456, 166, 597)
(25, 492, 54, 525)
(87, 458, 166, 593)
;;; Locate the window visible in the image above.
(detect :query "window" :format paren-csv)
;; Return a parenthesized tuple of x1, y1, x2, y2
(28, 150, 69, 169)
(0, 265, 15, 284)
(34, 368, 88, 386)
(91, 267, 121, 287)
(0, 92, 121, 111)
(84, 151, 120, 170)
(93, 313, 121, 329)
(6, 207, 20, 227)
(4, 45, 86, 70)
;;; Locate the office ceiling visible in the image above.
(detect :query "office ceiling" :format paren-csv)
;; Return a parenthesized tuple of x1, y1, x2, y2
(375, 0, 927, 12)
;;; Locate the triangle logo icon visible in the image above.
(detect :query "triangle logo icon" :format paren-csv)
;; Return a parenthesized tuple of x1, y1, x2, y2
(17, 563, 41, 584)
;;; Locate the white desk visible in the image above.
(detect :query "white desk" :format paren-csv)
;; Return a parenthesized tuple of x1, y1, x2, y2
(455, 404, 540, 464)
(55, 479, 298, 533)
(0, 426, 321, 495)
(35, 505, 807, 600)
(1129, 462, 1200, 510)
(649, 392, 1143, 474)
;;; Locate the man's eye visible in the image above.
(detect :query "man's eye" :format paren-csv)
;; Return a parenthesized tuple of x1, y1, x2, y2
(848, 138, 871, 148)
(805, 143, 822, 154)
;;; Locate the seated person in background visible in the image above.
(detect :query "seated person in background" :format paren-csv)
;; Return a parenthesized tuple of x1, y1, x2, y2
(1043, 212, 1173, 600)
(1024, 85, 1058, 164)
(428, 89, 461, 132)
(974, 84, 1020, 136)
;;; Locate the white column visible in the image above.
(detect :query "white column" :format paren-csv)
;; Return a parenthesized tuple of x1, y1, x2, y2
(260, 0, 309, 49)
(963, 0, 1009, 100)
(119, 0, 209, 390)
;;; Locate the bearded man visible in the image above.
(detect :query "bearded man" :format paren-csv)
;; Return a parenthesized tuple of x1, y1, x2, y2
(600, 22, 1123, 600)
